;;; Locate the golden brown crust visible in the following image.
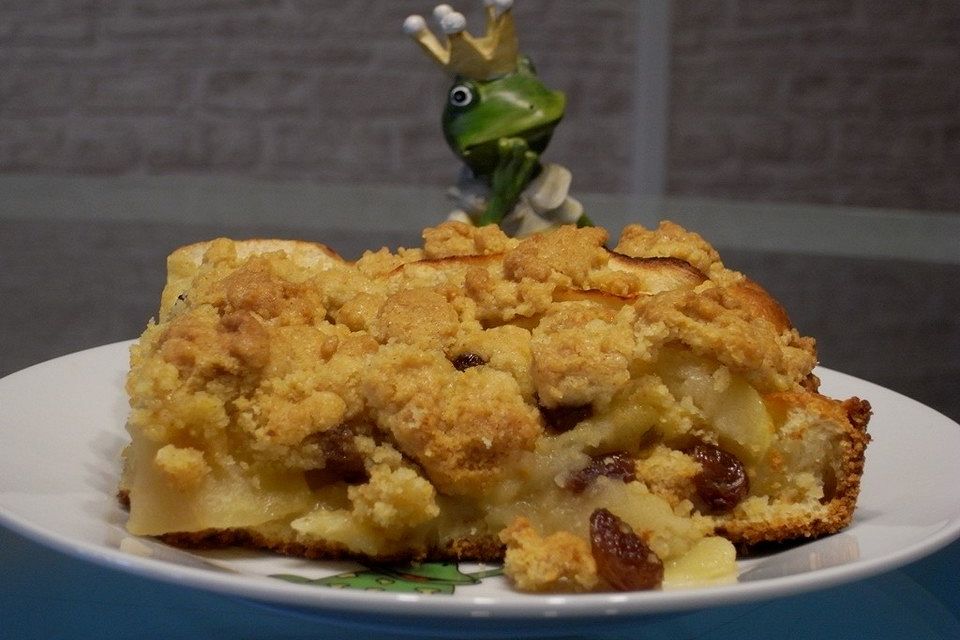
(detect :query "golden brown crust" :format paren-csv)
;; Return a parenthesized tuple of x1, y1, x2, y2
(123, 489, 536, 567)
(636, 284, 817, 393)
(606, 253, 708, 293)
(160, 238, 344, 319)
(719, 395, 871, 546)
(726, 279, 794, 334)
(503, 225, 609, 285)
(121, 221, 870, 590)
(615, 221, 724, 277)
(119, 487, 504, 562)
(156, 528, 505, 564)
(421, 221, 516, 258)
(499, 517, 598, 592)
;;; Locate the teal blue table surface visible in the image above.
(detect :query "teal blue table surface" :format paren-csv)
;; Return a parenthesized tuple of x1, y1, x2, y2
(2, 177, 958, 639)
(2, 526, 958, 639)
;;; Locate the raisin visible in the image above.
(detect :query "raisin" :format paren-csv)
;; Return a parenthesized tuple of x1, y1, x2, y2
(688, 442, 749, 513)
(564, 452, 636, 493)
(589, 508, 663, 591)
(539, 403, 593, 433)
(451, 352, 486, 371)
(303, 426, 368, 486)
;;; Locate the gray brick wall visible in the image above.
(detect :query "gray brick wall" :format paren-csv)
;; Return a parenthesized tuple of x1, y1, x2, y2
(0, 0, 638, 193)
(2, 1, 959, 212)
(668, 0, 960, 211)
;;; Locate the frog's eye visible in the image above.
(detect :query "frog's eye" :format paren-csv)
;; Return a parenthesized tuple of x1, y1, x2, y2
(448, 84, 474, 108)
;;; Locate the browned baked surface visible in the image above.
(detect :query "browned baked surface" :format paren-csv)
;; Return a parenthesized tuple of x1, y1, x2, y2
(119, 221, 870, 591)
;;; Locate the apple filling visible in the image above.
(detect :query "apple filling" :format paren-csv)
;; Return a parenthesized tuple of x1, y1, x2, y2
(120, 222, 869, 592)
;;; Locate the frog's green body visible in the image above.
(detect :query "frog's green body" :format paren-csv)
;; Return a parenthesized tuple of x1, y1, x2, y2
(404, 2, 591, 231)
(442, 58, 573, 226)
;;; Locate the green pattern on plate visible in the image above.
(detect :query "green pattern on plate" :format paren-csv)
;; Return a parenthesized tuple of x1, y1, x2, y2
(271, 562, 504, 594)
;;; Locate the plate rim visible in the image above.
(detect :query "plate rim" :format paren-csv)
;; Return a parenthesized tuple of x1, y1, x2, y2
(2, 340, 960, 622)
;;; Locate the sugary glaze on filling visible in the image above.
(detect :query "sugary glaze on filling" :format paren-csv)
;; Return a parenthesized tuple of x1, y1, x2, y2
(120, 221, 870, 592)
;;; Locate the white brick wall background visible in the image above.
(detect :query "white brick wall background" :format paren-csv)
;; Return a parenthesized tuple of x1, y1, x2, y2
(1, 0, 958, 212)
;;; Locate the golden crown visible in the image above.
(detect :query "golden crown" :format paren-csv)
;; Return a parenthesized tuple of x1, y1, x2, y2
(403, 1, 520, 80)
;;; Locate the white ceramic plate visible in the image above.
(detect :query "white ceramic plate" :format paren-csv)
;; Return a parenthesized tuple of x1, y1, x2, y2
(2, 341, 960, 637)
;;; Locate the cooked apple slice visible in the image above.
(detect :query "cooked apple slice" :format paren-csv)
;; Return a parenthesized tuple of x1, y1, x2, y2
(657, 349, 774, 462)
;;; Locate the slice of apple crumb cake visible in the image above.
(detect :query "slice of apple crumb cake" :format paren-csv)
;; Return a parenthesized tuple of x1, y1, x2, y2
(119, 221, 869, 592)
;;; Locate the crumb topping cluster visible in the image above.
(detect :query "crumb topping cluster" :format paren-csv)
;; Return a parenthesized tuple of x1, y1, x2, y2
(122, 221, 867, 592)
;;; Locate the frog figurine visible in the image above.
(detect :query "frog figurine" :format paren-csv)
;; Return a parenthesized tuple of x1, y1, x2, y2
(403, 0, 592, 236)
